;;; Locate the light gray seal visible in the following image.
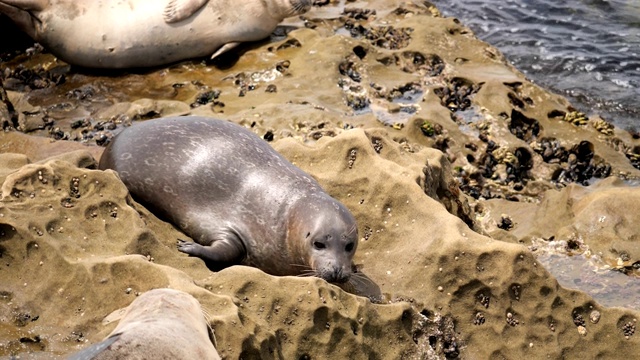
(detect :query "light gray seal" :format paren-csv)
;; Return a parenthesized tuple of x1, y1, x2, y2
(68, 288, 220, 360)
(99, 116, 358, 283)
(0, 0, 311, 68)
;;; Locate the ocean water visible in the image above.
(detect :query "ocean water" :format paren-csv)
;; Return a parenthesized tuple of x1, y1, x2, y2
(432, 0, 640, 130)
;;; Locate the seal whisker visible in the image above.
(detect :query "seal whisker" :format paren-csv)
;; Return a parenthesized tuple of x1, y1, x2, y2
(290, 263, 312, 269)
(346, 223, 358, 237)
(290, 0, 311, 15)
(298, 270, 318, 277)
(352, 272, 376, 287)
(291, 263, 317, 277)
(200, 308, 218, 349)
(297, 269, 318, 278)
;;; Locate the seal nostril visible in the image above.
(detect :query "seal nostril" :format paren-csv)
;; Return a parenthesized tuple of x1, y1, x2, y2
(333, 268, 350, 284)
(314, 241, 326, 249)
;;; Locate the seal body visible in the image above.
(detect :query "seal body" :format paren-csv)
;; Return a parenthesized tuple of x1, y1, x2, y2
(99, 116, 358, 283)
(0, 0, 311, 68)
(68, 289, 220, 360)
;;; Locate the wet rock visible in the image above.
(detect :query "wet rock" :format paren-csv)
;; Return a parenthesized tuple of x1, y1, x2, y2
(508, 109, 540, 142)
(0, 79, 17, 130)
(263, 130, 274, 142)
(352, 45, 367, 60)
(434, 78, 481, 112)
(622, 322, 636, 338)
(531, 137, 568, 164)
(190, 90, 221, 108)
(419, 120, 443, 137)
(378, 82, 422, 103)
(563, 110, 589, 126)
(343, 8, 377, 21)
(592, 118, 615, 135)
(396, 51, 444, 76)
(338, 55, 364, 83)
(625, 146, 640, 170)
(552, 141, 612, 186)
(1, 64, 66, 91)
(18, 112, 48, 133)
(345, 19, 414, 50)
(497, 215, 514, 230)
(67, 85, 96, 101)
(70, 118, 91, 130)
(265, 84, 277, 93)
(503, 82, 534, 108)
(274, 38, 302, 51)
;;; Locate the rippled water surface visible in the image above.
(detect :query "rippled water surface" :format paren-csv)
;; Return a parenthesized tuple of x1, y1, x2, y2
(433, 0, 640, 129)
(534, 246, 640, 310)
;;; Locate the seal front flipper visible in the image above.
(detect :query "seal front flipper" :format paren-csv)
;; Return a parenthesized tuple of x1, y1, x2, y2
(177, 237, 245, 271)
(210, 42, 241, 60)
(163, 0, 209, 23)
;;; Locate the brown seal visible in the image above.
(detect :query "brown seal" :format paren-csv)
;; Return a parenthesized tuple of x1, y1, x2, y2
(99, 116, 358, 283)
(68, 288, 220, 360)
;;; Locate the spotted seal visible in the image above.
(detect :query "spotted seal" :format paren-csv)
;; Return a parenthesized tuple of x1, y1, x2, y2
(99, 116, 358, 283)
(0, 0, 311, 68)
(68, 288, 220, 360)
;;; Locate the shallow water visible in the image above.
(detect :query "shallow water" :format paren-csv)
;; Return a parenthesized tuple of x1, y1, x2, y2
(534, 245, 640, 310)
(433, 0, 640, 130)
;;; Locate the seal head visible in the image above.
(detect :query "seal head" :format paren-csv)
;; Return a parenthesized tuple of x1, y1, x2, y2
(68, 289, 220, 359)
(288, 195, 358, 283)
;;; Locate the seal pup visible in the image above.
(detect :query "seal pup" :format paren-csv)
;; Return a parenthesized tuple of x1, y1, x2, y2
(67, 288, 220, 360)
(0, 0, 311, 68)
(99, 116, 358, 283)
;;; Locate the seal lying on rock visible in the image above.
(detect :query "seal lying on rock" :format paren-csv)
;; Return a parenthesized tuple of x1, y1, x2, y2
(99, 116, 358, 284)
(68, 288, 220, 360)
(0, 0, 311, 68)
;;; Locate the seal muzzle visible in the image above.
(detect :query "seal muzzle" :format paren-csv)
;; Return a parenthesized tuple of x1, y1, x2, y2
(290, 0, 312, 15)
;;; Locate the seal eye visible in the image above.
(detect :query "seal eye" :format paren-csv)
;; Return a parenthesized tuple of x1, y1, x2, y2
(345, 243, 354, 252)
(313, 241, 326, 250)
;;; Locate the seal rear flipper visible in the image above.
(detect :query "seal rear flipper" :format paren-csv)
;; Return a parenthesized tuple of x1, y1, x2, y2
(210, 42, 241, 60)
(66, 333, 121, 360)
(0, 1, 40, 38)
(163, 0, 209, 23)
(177, 238, 245, 271)
(0, 0, 46, 11)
